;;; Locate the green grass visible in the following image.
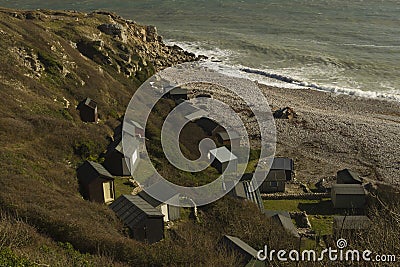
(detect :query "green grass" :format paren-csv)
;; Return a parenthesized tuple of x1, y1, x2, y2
(133, 159, 155, 182)
(264, 199, 339, 215)
(264, 199, 340, 236)
(114, 178, 134, 198)
(308, 215, 334, 236)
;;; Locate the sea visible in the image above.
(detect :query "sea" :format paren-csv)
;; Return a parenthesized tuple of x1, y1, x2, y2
(1, 0, 399, 101)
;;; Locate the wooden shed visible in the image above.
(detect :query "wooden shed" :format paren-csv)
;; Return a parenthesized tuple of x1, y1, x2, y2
(184, 110, 220, 136)
(221, 235, 265, 267)
(138, 181, 180, 222)
(268, 213, 300, 238)
(168, 87, 188, 100)
(331, 184, 367, 209)
(228, 179, 264, 211)
(333, 216, 371, 237)
(125, 120, 145, 139)
(216, 130, 241, 148)
(77, 161, 115, 204)
(337, 169, 362, 184)
(77, 97, 98, 123)
(208, 146, 238, 174)
(110, 195, 164, 244)
(260, 170, 286, 193)
(271, 158, 294, 181)
(103, 137, 140, 176)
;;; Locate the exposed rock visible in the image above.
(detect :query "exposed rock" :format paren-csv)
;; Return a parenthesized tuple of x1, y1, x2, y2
(290, 211, 312, 228)
(145, 25, 158, 42)
(9, 47, 45, 78)
(98, 23, 127, 42)
(273, 106, 298, 120)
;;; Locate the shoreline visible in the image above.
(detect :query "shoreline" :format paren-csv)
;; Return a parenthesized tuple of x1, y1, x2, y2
(165, 39, 400, 103)
(187, 77, 400, 185)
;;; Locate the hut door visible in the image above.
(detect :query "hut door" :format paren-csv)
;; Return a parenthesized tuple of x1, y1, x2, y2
(103, 182, 114, 202)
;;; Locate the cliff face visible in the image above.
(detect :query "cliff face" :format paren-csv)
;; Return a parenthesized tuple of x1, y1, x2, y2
(3, 8, 198, 81)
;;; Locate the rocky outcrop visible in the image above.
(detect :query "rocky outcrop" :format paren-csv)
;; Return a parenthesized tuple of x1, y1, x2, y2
(2, 8, 203, 85)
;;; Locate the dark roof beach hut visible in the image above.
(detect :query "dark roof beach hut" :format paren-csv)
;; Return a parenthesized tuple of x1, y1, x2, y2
(77, 161, 115, 204)
(259, 170, 286, 193)
(216, 130, 241, 147)
(168, 87, 188, 100)
(209, 146, 238, 174)
(271, 158, 294, 181)
(331, 184, 367, 209)
(221, 235, 265, 267)
(333, 216, 371, 237)
(337, 169, 362, 184)
(267, 213, 299, 238)
(138, 181, 180, 222)
(228, 178, 264, 211)
(77, 97, 98, 123)
(103, 137, 140, 176)
(110, 195, 164, 244)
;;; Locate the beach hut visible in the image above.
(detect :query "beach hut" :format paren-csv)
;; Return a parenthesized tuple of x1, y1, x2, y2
(103, 137, 140, 176)
(228, 179, 264, 211)
(168, 87, 188, 100)
(269, 213, 300, 238)
(138, 181, 180, 222)
(254, 170, 286, 193)
(271, 158, 294, 181)
(263, 210, 299, 238)
(331, 184, 367, 209)
(216, 130, 241, 147)
(197, 118, 220, 136)
(337, 169, 362, 184)
(208, 146, 238, 174)
(114, 120, 145, 141)
(110, 195, 164, 244)
(77, 161, 115, 204)
(221, 235, 265, 267)
(77, 97, 98, 123)
(184, 110, 219, 136)
(333, 216, 371, 237)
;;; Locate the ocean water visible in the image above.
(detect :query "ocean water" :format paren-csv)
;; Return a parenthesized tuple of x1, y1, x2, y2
(1, 0, 399, 100)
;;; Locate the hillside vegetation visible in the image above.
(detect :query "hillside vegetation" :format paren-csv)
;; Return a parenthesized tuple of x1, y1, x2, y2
(0, 7, 399, 267)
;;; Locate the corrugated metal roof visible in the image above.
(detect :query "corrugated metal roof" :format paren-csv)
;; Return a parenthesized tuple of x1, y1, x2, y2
(209, 146, 237, 162)
(223, 235, 259, 259)
(216, 131, 240, 141)
(271, 158, 294, 171)
(87, 161, 113, 179)
(230, 180, 264, 211)
(332, 184, 367, 195)
(184, 110, 208, 122)
(110, 195, 163, 230)
(334, 216, 371, 230)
